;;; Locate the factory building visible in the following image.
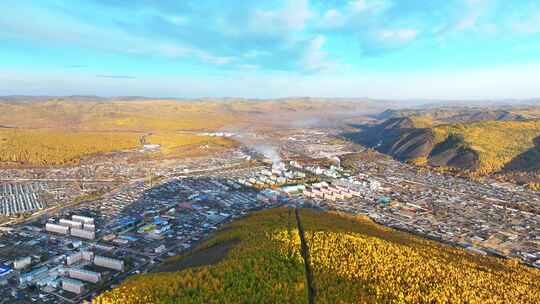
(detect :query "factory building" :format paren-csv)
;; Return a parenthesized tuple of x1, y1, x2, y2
(72, 215, 94, 225)
(62, 278, 85, 294)
(13, 257, 31, 270)
(68, 268, 101, 283)
(83, 223, 95, 231)
(59, 219, 83, 229)
(94, 255, 125, 272)
(71, 228, 95, 240)
(45, 223, 69, 235)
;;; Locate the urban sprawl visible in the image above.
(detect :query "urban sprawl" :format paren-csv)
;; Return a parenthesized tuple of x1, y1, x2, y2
(0, 128, 539, 303)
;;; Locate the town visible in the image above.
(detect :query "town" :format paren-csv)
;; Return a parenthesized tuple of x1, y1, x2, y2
(0, 127, 539, 303)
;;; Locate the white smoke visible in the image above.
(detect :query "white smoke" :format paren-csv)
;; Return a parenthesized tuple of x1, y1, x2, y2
(230, 132, 283, 168)
(252, 144, 283, 168)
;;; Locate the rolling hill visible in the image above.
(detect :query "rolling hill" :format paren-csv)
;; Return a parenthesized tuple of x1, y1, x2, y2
(352, 116, 540, 174)
(0, 97, 384, 166)
(94, 208, 540, 304)
(374, 106, 540, 126)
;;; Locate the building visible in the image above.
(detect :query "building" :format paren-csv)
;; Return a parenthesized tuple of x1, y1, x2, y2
(19, 266, 48, 285)
(68, 268, 101, 283)
(83, 223, 95, 231)
(13, 257, 31, 270)
(94, 255, 125, 272)
(66, 252, 82, 266)
(280, 184, 306, 194)
(72, 215, 94, 225)
(142, 144, 161, 152)
(71, 228, 95, 240)
(66, 250, 94, 265)
(0, 264, 12, 277)
(82, 250, 94, 261)
(45, 223, 69, 235)
(155, 245, 166, 254)
(59, 219, 83, 229)
(62, 278, 85, 294)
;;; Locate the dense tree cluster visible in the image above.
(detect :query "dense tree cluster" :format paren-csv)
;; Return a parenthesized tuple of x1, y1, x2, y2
(94, 209, 307, 304)
(94, 208, 540, 303)
(432, 120, 540, 174)
(0, 129, 140, 166)
(0, 129, 237, 166)
(298, 209, 540, 303)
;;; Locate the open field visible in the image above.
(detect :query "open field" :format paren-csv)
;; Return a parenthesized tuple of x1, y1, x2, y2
(145, 132, 238, 157)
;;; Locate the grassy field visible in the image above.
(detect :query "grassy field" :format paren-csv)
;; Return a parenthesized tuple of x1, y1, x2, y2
(432, 120, 540, 173)
(94, 208, 540, 304)
(146, 132, 237, 157)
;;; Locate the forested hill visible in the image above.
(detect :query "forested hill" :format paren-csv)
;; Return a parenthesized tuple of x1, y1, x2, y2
(94, 208, 540, 304)
(351, 116, 540, 175)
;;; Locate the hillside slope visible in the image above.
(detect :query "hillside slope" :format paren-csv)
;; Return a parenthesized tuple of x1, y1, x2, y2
(354, 117, 540, 174)
(432, 120, 540, 173)
(94, 208, 540, 304)
(375, 107, 537, 126)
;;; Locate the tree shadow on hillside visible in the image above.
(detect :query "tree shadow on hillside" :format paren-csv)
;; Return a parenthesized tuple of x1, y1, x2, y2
(340, 123, 379, 147)
(504, 136, 540, 172)
(152, 238, 240, 273)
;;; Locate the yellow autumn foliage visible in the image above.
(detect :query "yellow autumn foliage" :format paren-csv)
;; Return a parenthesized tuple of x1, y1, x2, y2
(94, 208, 307, 304)
(95, 208, 540, 303)
(432, 120, 540, 173)
(0, 129, 140, 166)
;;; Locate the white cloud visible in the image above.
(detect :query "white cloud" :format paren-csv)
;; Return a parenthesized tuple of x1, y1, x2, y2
(283, 0, 313, 30)
(376, 29, 418, 43)
(0, 5, 235, 67)
(135, 43, 234, 65)
(436, 0, 492, 35)
(243, 50, 270, 58)
(249, 0, 313, 34)
(455, 0, 488, 31)
(316, 0, 392, 31)
(167, 15, 189, 26)
(238, 64, 260, 70)
(3, 63, 540, 100)
(348, 0, 391, 13)
(319, 9, 345, 29)
(301, 35, 336, 72)
(511, 11, 540, 34)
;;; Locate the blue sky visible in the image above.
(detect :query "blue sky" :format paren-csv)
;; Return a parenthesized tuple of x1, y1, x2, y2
(1, 0, 540, 99)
